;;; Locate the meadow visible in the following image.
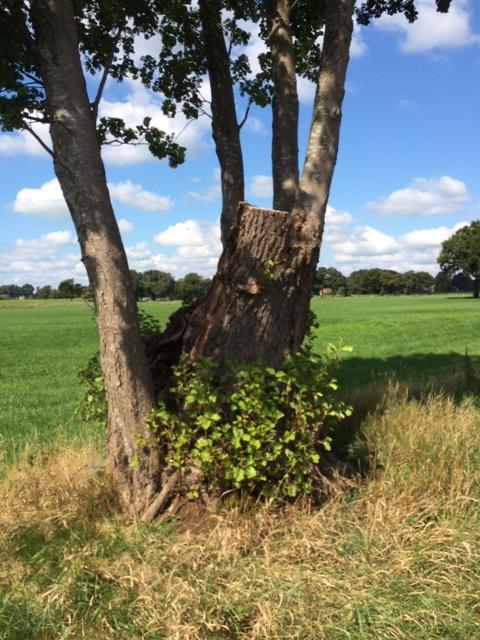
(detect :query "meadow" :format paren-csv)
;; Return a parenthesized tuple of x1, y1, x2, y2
(1, 295, 480, 639)
(1, 294, 479, 464)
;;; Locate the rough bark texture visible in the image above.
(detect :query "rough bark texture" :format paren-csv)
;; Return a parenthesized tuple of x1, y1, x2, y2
(30, 0, 162, 515)
(198, 0, 245, 245)
(267, 0, 299, 212)
(151, 0, 355, 369)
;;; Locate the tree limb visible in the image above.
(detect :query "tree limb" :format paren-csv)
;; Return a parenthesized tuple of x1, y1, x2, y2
(238, 96, 253, 130)
(91, 24, 124, 124)
(23, 124, 54, 156)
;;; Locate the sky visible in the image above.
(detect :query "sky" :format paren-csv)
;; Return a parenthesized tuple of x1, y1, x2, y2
(1, 0, 480, 287)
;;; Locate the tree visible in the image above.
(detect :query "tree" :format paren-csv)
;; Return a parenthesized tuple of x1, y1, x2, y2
(36, 285, 52, 299)
(142, 270, 175, 300)
(1, 0, 453, 518)
(0, 0, 170, 514)
(438, 222, 480, 298)
(402, 271, 434, 295)
(175, 273, 211, 305)
(57, 279, 83, 299)
(313, 267, 347, 295)
(21, 283, 35, 298)
(434, 271, 452, 293)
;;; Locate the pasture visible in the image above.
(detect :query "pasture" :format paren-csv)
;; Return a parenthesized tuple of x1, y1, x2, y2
(1, 294, 480, 464)
(1, 295, 480, 639)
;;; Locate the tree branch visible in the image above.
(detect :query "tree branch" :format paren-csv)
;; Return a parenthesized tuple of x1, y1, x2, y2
(238, 96, 253, 130)
(23, 124, 54, 157)
(91, 24, 124, 124)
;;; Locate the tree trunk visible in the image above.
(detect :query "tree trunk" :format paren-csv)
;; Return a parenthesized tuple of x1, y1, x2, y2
(198, 0, 245, 245)
(30, 0, 162, 515)
(156, 0, 354, 369)
(266, 0, 299, 212)
(474, 278, 479, 298)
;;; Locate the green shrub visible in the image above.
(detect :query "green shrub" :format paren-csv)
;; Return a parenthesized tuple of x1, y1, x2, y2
(79, 309, 351, 500)
(148, 342, 352, 499)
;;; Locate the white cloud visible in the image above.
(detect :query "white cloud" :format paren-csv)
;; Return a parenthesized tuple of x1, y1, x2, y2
(0, 123, 51, 158)
(0, 231, 84, 287)
(109, 180, 172, 211)
(335, 226, 399, 257)
(375, 0, 480, 53)
(118, 218, 134, 233)
(11, 178, 172, 219)
(367, 176, 470, 216)
(249, 175, 273, 200)
(400, 221, 468, 248)
(327, 220, 468, 274)
(12, 179, 69, 219)
(154, 219, 220, 249)
(119, 219, 222, 276)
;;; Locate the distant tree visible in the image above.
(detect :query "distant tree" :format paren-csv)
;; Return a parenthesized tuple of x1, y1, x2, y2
(434, 271, 452, 293)
(438, 222, 480, 298)
(176, 273, 211, 306)
(313, 267, 347, 295)
(141, 270, 175, 300)
(130, 270, 146, 300)
(37, 285, 53, 299)
(0, 284, 21, 298)
(58, 279, 83, 299)
(20, 283, 35, 298)
(403, 271, 434, 295)
(451, 272, 473, 293)
(378, 270, 403, 295)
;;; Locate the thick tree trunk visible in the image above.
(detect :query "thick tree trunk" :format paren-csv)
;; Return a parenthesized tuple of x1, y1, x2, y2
(198, 0, 245, 245)
(30, 0, 162, 515)
(267, 0, 299, 212)
(474, 278, 479, 298)
(156, 0, 354, 369)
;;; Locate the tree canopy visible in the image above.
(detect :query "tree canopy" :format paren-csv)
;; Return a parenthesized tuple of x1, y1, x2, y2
(438, 221, 480, 298)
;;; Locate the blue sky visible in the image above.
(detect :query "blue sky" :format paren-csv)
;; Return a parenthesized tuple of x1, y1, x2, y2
(1, 0, 479, 287)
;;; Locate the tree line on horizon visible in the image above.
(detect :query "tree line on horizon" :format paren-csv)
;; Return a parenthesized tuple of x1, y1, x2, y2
(314, 267, 473, 296)
(1, 267, 474, 302)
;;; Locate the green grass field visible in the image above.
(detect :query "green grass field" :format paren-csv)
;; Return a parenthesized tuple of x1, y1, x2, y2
(1, 294, 480, 464)
(1, 295, 480, 639)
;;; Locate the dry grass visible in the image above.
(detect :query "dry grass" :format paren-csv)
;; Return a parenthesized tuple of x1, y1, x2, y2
(1, 394, 480, 639)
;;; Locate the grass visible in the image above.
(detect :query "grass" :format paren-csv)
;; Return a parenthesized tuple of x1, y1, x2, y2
(1, 295, 480, 638)
(1, 294, 480, 463)
(0, 392, 479, 638)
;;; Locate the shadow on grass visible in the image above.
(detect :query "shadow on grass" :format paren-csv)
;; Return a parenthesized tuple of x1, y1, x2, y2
(330, 351, 480, 468)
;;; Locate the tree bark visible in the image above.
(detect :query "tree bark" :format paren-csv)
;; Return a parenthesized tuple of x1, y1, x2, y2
(156, 0, 354, 369)
(30, 0, 162, 515)
(474, 278, 479, 298)
(266, 0, 299, 212)
(198, 0, 245, 245)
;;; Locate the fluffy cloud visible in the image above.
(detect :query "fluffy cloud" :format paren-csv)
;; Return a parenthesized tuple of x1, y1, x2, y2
(328, 221, 468, 274)
(0, 231, 84, 286)
(0, 124, 51, 158)
(249, 175, 273, 200)
(12, 179, 69, 219)
(118, 218, 134, 233)
(375, 0, 480, 53)
(109, 180, 172, 211)
(11, 178, 172, 219)
(367, 176, 470, 216)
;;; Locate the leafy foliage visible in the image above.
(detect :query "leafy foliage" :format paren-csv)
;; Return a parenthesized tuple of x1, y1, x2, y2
(147, 341, 352, 499)
(438, 221, 480, 280)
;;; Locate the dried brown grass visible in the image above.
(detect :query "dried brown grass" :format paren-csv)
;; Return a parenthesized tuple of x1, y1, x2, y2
(1, 394, 480, 639)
